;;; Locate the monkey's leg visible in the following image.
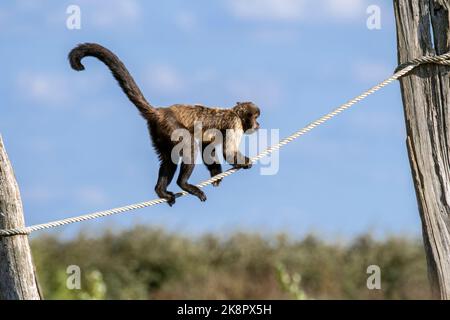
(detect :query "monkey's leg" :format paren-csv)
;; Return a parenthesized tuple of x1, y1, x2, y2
(155, 160, 178, 206)
(201, 142, 223, 187)
(177, 161, 207, 202)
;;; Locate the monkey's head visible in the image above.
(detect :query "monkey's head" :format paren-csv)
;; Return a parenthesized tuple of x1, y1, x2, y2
(233, 102, 260, 134)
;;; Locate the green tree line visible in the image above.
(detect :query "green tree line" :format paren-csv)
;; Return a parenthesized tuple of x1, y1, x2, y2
(31, 227, 431, 299)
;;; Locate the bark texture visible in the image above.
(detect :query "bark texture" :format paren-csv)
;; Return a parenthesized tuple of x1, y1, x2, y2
(0, 135, 41, 299)
(394, 0, 450, 299)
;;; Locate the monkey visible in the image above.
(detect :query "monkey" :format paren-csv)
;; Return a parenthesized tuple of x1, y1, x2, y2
(68, 43, 260, 206)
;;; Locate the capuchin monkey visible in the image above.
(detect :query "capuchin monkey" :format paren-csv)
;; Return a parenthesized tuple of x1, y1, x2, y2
(69, 43, 260, 206)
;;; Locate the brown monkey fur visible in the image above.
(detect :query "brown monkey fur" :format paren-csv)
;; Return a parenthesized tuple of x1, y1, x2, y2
(69, 43, 260, 206)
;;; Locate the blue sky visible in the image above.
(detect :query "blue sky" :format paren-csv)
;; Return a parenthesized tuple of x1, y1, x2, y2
(0, 0, 422, 239)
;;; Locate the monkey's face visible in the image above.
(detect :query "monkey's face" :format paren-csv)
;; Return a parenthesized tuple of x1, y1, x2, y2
(234, 102, 260, 134)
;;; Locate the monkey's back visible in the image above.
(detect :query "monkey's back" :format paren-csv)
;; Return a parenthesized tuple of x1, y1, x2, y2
(161, 104, 241, 132)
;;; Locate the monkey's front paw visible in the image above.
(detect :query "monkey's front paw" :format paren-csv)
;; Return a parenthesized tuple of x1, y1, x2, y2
(212, 178, 222, 187)
(233, 162, 252, 170)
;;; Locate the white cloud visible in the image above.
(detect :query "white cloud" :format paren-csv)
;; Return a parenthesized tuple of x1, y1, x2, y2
(16, 72, 69, 106)
(228, 0, 305, 21)
(0, 1, 141, 31)
(143, 62, 284, 107)
(325, 0, 366, 20)
(80, 0, 141, 29)
(23, 185, 109, 206)
(251, 28, 299, 44)
(16, 69, 108, 110)
(14, 0, 45, 11)
(145, 64, 186, 94)
(227, 0, 368, 22)
(174, 11, 197, 32)
(226, 78, 283, 108)
(144, 63, 283, 108)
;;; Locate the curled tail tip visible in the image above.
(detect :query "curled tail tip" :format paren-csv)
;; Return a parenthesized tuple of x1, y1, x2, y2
(73, 65, 85, 71)
(68, 43, 104, 71)
(68, 55, 85, 71)
(68, 44, 87, 71)
(70, 60, 85, 71)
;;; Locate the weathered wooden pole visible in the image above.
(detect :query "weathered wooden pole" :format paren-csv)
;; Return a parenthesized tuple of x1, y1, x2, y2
(0, 135, 41, 299)
(393, 0, 450, 299)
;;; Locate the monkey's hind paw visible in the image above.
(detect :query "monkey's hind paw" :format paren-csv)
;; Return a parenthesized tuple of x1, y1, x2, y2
(166, 197, 176, 207)
(197, 192, 207, 202)
(164, 192, 176, 207)
(194, 190, 207, 202)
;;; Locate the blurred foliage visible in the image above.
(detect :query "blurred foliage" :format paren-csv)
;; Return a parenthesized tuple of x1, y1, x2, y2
(31, 227, 431, 299)
(276, 263, 308, 300)
(43, 269, 106, 300)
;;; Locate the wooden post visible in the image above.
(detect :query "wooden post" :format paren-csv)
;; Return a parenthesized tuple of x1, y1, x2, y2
(0, 135, 41, 300)
(393, 0, 450, 299)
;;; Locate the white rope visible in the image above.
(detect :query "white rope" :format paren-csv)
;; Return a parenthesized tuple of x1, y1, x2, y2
(1, 52, 449, 237)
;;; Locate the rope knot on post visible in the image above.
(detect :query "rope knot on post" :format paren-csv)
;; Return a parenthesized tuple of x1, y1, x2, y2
(395, 52, 450, 73)
(1, 50, 450, 238)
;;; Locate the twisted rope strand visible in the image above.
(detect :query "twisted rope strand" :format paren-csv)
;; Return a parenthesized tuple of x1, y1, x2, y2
(1, 52, 449, 237)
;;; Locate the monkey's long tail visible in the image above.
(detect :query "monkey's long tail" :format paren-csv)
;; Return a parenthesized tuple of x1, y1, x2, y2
(69, 43, 154, 118)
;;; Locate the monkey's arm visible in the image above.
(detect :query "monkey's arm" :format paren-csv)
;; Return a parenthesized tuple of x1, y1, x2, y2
(223, 130, 252, 169)
(201, 142, 223, 186)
